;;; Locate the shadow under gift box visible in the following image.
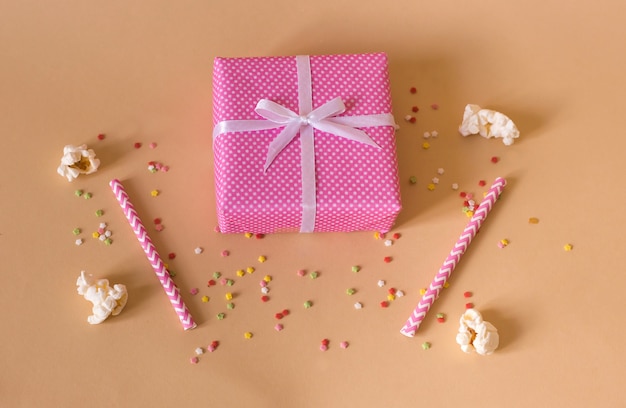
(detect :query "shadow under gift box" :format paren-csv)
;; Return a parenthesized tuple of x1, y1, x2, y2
(212, 53, 402, 234)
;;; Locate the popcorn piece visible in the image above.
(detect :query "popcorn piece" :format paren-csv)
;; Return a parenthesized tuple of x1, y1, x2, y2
(57, 144, 100, 181)
(76, 271, 127, 325)
(458, 104, 519, 145)
(455, 309, 499, 355)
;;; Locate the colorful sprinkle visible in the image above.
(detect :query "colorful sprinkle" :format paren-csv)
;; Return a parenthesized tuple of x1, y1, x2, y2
(220, 250, 229, 257)
(195, 347, 204, 355)
(354, 302, 363, 309)
(74, 189, 83, 197)
(383, 256, 392, 263)
(244, 332, 253, 339)
(201, 296, 210, 303)
(246, 266, 255, 274)
(377, 280, 385, 287)
(310, 271, 319, 279)
(422, 142, 430, 149)
(263, 275, 272, 283)
(340, 341, 349, 349)
(411, 106, 419, 112)
(351, 265, 361, 273)
(275, 324, 284, 331)
(297, 269, 306, 277)
(498, 238, 510, 248)
(227, 302, 235, 310)
(261, 295, 270, 302)
(422, 342, 431, 350)
(395, 290, 405, 297)
(478, 180, 486, 187)
(244, 232, 253, 238)
(194, 247, 203, 254)
(380, 301, 389, 308)
(168, 252, 176, 260)
(258, 255, 267, 263)
(409, 176, 417, 185)
(529, 217, 540, 224)
(190, 356, 199, 364)
(303, 300, 312, 309)
(427, 183, 436, 191)
(150, 190, 159, 197)
(410, 87, 417, 94)
(346, 288, 356, 295)
(564, 243, 573, 251)
(73, 228, 81, 235)
(491, 156, 499, 163)
(190, 288, 199, 295)
(225, 292, 233, 300)
(213, 271, 221, 279)
(465, 303, 474, 309)
(75, 239, 83, 246)
(97, 133, 105, 141)
(463, 291, 472, 298)
(149, 142, 157, 149)
(236, 269, 245, 277)
(320, 344, 328, 351)
(217, 313, 225, 320)
(134, 142, 142, 149)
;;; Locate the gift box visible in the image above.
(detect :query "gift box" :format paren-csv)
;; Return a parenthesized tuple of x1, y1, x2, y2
(212, 53, 402, 233)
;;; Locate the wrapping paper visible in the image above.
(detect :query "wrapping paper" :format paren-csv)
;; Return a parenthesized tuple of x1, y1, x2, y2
(212, 53, 401, 233)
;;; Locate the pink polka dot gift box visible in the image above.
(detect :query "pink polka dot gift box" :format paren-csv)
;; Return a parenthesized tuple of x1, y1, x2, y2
(212, 53, 402, 233)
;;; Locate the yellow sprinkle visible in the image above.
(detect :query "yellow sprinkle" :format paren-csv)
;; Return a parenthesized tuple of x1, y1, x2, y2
(246, 266, 255, 274)
(419, 288, 427, 295)
(244, 232, 253, 238)
(244, 332, 253, 339)
(150, 190, 159, 197)
(225, 292, 233, 300)
(258, 255, 267, 263)
(387, 294, 396, 301)
(92, 232, 100, 238)
(529, 217, 540, 224)
(374, 231, 381, 239)
(201, 296, 210, 303)
(263, 275, 272, 283)
(427, 183, 436, 191)
(564, 243, 573, 251)
(500, 238, 510, 246)
(466, 211, 474, 218)
(443, 281, 450, 288)
(422, 142, 430, 149)
(236, 269, 245, 277)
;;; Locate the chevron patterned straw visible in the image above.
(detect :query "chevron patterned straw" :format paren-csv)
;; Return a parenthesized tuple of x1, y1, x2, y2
(400, 177, 506, 337)
(109, 179, 196, 330)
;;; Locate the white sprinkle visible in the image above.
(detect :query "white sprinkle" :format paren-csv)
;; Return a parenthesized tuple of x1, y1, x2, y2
(437, 168, 445, 175)
(404, 115, 413, 121)
(194, 247, 203, 254)
(451, 183, 459, 190)
(75, 239, 83, 246)
(354, 302, 363, 309)
(423, 131, 431, 139)
(99, 222, 107, 229)
(99, 235, 106, 241)
(104, 230, 112, 238)
(261, 286, 270, 294)
(377, 280, 386, 287)
(432, 177, 439, 184)
(396, 290, 405, 297)
(195, 347, 204, 355)
(431, 130, 439, 137)
(384, 239, 393, 247)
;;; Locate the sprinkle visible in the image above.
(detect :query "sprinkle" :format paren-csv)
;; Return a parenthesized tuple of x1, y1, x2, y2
(213, 271, 221, 279)
(83, 192, 92, 199)
(153, 218, 161, 225)
(104, 238, 112, 245)
(134, 142, 142, 149)
(97, 133, 105, 141)
(478, 180, 486, 187)
(75, 239, 83, 246)
(412, 106, 419, 113)
(463, 291, 472, 298)
(150, 190, 159, 197)
(195, 347, 204, 355)
(410, 87, 417, 94)
(387, 294, 396, 301)
(244, 232, 253, 238)
(168, 252, 176, 260)
(320, 344, 328, 351)
(168, 269, 176, 277)
(194, 247, 203, 255)
(491, 156, 499, 163)
(459, 191, 467, 198)
(274, 312, 284, 320)
(217, 313, 225, 320)
(395, 290, 405, 297)
(321, 338, 329, 346)
(208, 343, 218, 352)
(431, 177, 439, 184)
(236, 270, 245, 277)
(155, 224, 164, 232)
(160, 165, 169, 172)
(529, 217, 540, 224)
(340, 341, 349, 349)
(419, 288, 427, 295)
(263, 275, 272, 283)
(430, 103, 439, 110)
(92, 232, 100, 239)
(498, 239, 510, 248)
(201, 296, 210, 303)
(190, 357, 199, 364)
(383, 256, 392, 263)
(452, 183, 459, 190)
(309, 271, 319, 279)
(275, 324, 284, 331)
(409, 175, 417, 185)
(255, 233, 265, 239)
(354, 302, 363, 309)
(443, 281, 450, 288)
(190, 288, 199, 295)
(427, 183, 436, 191)
(431, 131, 438, 137)
(74, 189, 83, 197)
(303, 300, 312, 309)
(373, 232, 381, 239)
(259, 280, 267, 287)
(380, 301, 389, 308)
(244, 332, 253, 339)
(246, 266, 255, 274)
(404, 115, 413, 122)
(297, 269, 306, 277)
(377, 280, 385, 287)
(392, 233, 401, 240)
(261, 295, 270, 302)
(261, 287, 269, 294)
(282, 309, 290, 316)
(422, 142, 430, 149)
(226, 279, 234, 286)
(423, 131, 431, 139)
(421, 342, 431, 350)
(388, 288, 397, 295)
(351, 265, 360, 273)
(346, 288, 356, 295)
(225, 292, 233, 300)
(73, 228, 81, 235)
(384, 239, 393, 247)
(227, 303, 235, 310)
(564, 243, 573, 251)
(149, 142, 157, 149)
(436, 313, 446, 323)
(258, 255, 267, 263)
(465, 302, 474, 309)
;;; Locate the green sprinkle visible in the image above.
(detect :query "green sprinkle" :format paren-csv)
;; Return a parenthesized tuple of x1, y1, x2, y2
(226, 279, 234, 286)
(72, 228, 81, 235)
(351, 265, 360, 273)
(226, 303, 235, 310)
(213, 271, 221, 279)
(83, 192, 92, 199)
(217, 313, 225, 320)
(303, 300, 312, 309)
(168, 269, 177, 277)
(346, 288, 356, 295)
(104, 238, 112, 246)
(421, 342, 431, 350)
(436, 313, 445, 319)
(309, 271, 319, 279)
(95, 209, 104, 217)
(409, 176, 417, 185)
(74, 190, 83, 197)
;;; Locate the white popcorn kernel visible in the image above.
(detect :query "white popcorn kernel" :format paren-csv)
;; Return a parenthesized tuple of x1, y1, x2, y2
(455, 309, 499, 355)
(76, 271, 127, 325)
(458, 104, 519, 145)
(57, 145, 100, 182)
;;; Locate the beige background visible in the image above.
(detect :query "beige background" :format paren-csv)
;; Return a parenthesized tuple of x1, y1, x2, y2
(2, 0, 625, 406)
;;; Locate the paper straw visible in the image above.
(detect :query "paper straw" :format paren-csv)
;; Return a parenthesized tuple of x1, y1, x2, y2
(400, 177, 506, 337)
(109, 179, 196, 330)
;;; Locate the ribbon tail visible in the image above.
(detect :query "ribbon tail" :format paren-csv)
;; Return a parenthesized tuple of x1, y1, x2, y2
(313, 120, 382, 149)
(264, 121, 302, 173)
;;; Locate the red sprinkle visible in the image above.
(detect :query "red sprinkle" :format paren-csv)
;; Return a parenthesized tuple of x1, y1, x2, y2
(410, 87, 417, 94)
(261, 295, 270, 302)
(478, 180, 486, 187)
(168, 252, 176, 260)
(411, 106, 419, 113)
(321, 339, 329, 346)
(210, 340, 219, 348)
(97, 133, 106, 141)
(459, 192, 467, 198)
(134, 142, 142, 149)
(383, 256, 392, 263)
(255, 233, 265, 239)
(274, 313, 284, 320)
(153, 218, 162, 225)
(380, 301, 389, 308)
(491, 156, 499, 163)
(463, 291, 472, 298)
(282, 309, 290, 316)
(409, 117, 416, 123)
(388, 288, 397, 295)
(207, 279, 216, 287)
(437, 317, 445, 323)
(392, 233, 401, 240)
(465, 302, 474, 309)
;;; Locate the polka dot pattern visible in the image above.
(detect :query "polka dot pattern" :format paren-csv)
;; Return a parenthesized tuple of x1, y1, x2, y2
(212, 53, 401, 233)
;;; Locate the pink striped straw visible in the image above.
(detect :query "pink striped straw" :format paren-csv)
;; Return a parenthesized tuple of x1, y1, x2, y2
(400, 177, 506, 337)
(109, 179, 196, 330)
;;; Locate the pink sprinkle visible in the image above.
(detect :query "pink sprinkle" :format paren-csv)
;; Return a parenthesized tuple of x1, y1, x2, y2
(220, 278, 228, 286)
(190, 357, 199, 364)
(161, 166, 170, 172)
(431, 103, 439, 110)
(190, 288, 199, 295)
(214, 225, 221, 233)
(207, 345, 216, 352)
(340, 341, 349, 349)
(97, 228, 105, 234)
(155, 224, 164, 231)
(149, 142, 157, 149)
(320, 344, 328, 351)
(296, 269, 306, 277)
(259, 280, 267, 287)
(221, 250, 230, 257)
(155, 162, 162, 170)
(274, 324, 284, 331)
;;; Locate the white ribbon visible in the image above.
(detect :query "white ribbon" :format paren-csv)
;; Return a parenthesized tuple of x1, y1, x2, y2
(213, 55, 396, 232)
